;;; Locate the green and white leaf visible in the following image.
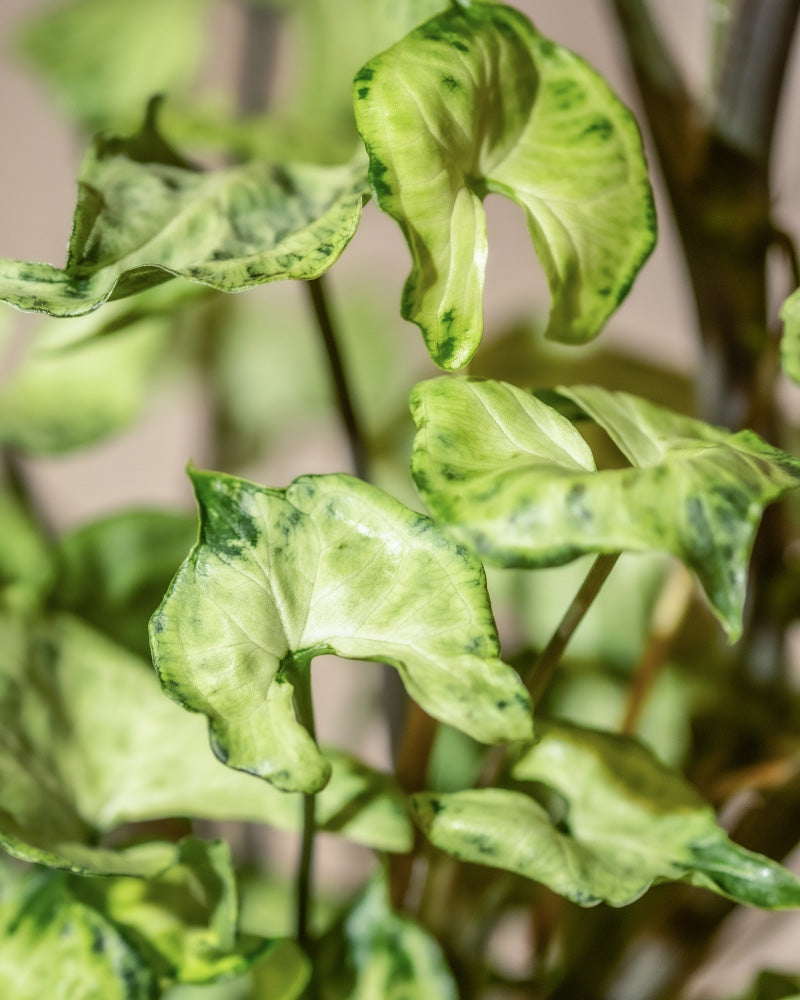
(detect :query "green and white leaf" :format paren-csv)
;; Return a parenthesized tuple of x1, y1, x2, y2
(0, 866, 157, 1000)
(0, 611, 412, 869)
(0, 106, 368, 317)
(780, 286, 800, 385)
(16, 0, 212, 131)
(317, 876, 457, 1000)
(75, 837, 272, 986)
(412, 721, 800, 909)
(150, 469, 532, 794)
(353, 1, 655, 368)
(410, 377, 800, 638)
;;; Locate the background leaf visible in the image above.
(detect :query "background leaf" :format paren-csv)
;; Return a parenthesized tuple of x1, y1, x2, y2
(780, 286, 800, 386)
(410, 377, 800, 637)
(353, 1, 655, 368)
(411, 721, 800, 909)
(16, 0, 212, 132)
(150, 469, 532, 794)
(0, 865, 157, 1000)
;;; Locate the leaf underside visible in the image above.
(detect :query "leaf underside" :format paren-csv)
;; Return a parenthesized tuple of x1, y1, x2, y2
(410, 377, 800, 638)
(353, 0, 655, 368)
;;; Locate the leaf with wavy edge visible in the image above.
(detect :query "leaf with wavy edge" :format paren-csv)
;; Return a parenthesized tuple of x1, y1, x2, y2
(412, 721, 800, 909)
(353, 1, 655, 369)
(150, 469, 532, 794)
(0, 103, 368, 317)
(0, 611, 412, 871)
(410, 377, 800, 638)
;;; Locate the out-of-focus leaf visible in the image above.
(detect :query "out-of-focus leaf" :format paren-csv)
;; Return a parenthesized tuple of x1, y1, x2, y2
(410, 377, 800, 638)
(316, 875, 457, 1000)
(0, 106, 367, 317)
(412, 721, 800, 909)
(0, 314, 166, 454)
(0, 865, 157, 1000)
(0, 611, 412, 867)
(56, 510, 198, 658)
(731, 970, 800, 1000)
(16, 0, 212, 131)
(75, 838, 272, 986)
(780, 287, 800, 386)
(150, 469, 532, 794)
(0, 490, 54, 614)
(354, 1, 655, 368)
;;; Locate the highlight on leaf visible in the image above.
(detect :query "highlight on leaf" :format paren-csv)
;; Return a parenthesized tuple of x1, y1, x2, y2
(353, 0, 655, 369)
(410, 376, 800, 638)
(150, 468, 532, 795)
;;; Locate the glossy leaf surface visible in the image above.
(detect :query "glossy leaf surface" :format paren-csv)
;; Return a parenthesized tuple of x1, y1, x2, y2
(410, 377, 800, 637)
(0, 867, 157, 1000)
(412, 721, 800, 908)
(150, 469, 532, 794)
(0, 612, 412, 867)
(0, 106, 367, 317)
(353, 1, 655, 368)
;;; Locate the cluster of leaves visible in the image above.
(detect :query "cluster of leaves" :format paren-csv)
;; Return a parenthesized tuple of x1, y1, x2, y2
(4, 1, 800, 998)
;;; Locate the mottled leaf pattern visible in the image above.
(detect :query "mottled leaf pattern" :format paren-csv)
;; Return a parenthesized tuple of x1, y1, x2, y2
(410, 377, 800, 637)
(319, 876, 458, 1000)
(412, 721, 800, 908)
(0, 867, 157, 1000)
(150, 469, 532, 794)
(353, 1, 655, 368)
(0, 105, 367, 317)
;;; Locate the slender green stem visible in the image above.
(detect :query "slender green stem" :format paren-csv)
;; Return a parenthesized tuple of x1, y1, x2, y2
(526, 554, 620, 706)
(306, 276, 369, 482)
(292, 662, 317, 950)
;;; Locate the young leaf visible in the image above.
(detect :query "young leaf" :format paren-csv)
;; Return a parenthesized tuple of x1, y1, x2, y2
(410, 377, 800, 638)
(0, 105, 368, 317)
(353, 1, 655, 369)
(17, 0, 212, 131)
(411, 721, 800, 909)
(0, 867, 157, 1000)
(316, 875, 458, 1000)
(779, 286, 800, 385)
(0, 611, 412, 867)
(150, 469, 532, 794)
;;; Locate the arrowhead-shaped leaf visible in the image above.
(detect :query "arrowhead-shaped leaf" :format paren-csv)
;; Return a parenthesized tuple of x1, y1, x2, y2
(353, 1, 655, 368)
(316, 875, 457, 1000)
(780, 287, 800, 385)
(412, 721, 800, 909)
(0, 611, 412, 868)
(410, 377, 800, 638)
(0, 105, 368, 317)
(150, 469, 532, 794)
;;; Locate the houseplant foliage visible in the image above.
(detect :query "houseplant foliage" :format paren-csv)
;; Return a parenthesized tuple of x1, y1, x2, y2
(2, 0, 800, 998)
